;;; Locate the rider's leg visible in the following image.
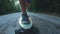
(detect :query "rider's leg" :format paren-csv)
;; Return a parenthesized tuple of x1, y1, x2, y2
(19, 0, 26, 14)
(19, 0, 31, 20)
(25, 0, 31, 10)
(19, 0, 32, 30)
(19, 0, 31, 14)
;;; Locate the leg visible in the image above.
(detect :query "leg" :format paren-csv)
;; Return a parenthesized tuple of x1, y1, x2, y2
(19, 0, 32, 30)
(19, 0, 31, 14)
(25, 0, 31, 10)
(19, 0, 26, 14)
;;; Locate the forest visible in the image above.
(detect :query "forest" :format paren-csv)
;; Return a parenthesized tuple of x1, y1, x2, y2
(0, 0, 60, 15)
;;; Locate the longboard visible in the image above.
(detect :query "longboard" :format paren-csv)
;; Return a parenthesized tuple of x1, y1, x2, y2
(15, 26, 40, 34)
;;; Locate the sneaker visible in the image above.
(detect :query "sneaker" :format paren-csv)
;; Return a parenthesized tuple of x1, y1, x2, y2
(22, 14, 30, 24)
(19, 13, 32, 29)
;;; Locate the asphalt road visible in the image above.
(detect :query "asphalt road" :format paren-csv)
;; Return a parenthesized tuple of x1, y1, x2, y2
(0, 12, 60, 34)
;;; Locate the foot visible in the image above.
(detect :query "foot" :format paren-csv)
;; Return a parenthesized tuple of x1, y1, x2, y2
(19, 13, 32, 29)
(22, 14, 30, 24)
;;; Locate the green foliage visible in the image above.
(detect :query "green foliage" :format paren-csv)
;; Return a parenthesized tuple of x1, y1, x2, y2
(0, 0, 20, 15)
(0, 0, 60, 15)
(29, 0, 60, 14)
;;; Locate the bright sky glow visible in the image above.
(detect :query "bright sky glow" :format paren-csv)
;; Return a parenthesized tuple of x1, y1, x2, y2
(15, 0, 19, 5)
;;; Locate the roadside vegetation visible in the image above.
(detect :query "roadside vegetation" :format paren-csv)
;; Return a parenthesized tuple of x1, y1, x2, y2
(0, 0, 60, 17)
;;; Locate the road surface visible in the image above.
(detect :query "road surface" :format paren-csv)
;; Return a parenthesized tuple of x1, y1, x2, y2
(0, 12, 60, 34)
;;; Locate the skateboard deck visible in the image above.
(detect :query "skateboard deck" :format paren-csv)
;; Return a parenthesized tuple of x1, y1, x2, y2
(15, 26, 40, 34)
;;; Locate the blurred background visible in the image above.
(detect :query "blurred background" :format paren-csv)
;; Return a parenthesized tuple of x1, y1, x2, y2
(0, 0, 60, 16)
(0, 0, 60, 34)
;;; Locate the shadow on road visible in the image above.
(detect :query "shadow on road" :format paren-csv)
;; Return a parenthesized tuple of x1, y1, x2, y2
(15, 26, 40, 34)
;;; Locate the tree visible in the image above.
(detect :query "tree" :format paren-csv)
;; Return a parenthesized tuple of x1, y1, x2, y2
(0, 0, 19, 15)
(29, 0, 60, 14)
